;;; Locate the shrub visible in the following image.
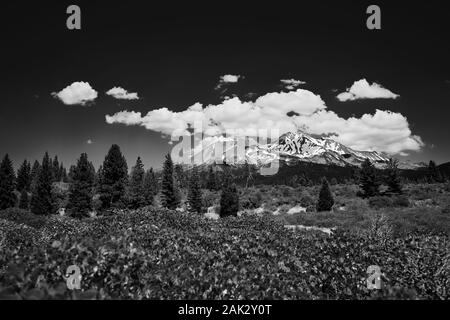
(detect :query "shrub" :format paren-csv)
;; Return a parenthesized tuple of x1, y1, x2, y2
(0, 209, 448, 300)
(392, 195, 410, 208)
(369, 196, 394, 209)
(240, 189, 263, 210)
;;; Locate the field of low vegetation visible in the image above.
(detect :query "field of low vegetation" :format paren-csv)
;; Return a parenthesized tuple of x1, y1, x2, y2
(0, 146, 449, 299)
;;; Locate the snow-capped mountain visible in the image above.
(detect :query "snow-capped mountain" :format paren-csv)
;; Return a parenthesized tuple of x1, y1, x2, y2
(246, 131, 390, 168)
(188, 131, 419, 169)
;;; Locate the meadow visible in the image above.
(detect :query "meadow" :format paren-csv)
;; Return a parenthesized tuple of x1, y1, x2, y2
(0, 182, 449, 300)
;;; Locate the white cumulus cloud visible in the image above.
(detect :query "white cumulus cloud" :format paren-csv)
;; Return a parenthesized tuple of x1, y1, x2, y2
(105, 88, 423, 155)
(52, 82, 98, 106)
(215, 74, 243, 90)
(337, 79, 400, 101)
(280, 79, 306, 90)
(106, 87, 139, 100)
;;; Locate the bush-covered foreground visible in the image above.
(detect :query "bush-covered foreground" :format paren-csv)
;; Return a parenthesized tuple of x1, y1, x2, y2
(0, 208, 449, 300)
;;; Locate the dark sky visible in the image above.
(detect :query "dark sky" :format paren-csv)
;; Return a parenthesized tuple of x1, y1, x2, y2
(1, 0, 449, 170)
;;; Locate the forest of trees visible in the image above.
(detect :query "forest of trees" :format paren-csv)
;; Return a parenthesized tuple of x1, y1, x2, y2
(0, 146, 448, 218)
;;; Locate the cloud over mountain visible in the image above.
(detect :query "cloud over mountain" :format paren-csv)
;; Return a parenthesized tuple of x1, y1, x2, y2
(105, 88, 423, 155)
(52, 82, 98, 106)
(337, 79, 400, 101)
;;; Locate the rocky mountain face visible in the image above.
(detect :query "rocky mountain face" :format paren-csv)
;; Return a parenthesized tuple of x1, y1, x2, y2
(189, 131, 421, 170)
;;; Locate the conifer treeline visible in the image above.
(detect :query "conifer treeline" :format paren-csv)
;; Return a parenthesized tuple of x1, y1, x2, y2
(0, 145, 241, 218)
(0, 146, 446, 217)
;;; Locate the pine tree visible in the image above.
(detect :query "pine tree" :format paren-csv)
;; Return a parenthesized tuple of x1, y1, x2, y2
(30, 152, 56, 215)
(60, 164, 68, 182)
(358, 159, 381, 198)
(161, 153, 180, 210)
(219, 169, 239, 218)
(127, 157, 146, 209)
(19, 189, 29, 210)
(187, 166, 202, 214)
(62, 167, 68, 183)
(174, 164, 186, 189)
(68, 165, 77, 183)
(142, 168, 158, 206)
(0, 154, 17, 210)
(30, 160, 40, 190)
(385, 158, 402, 195)
(16, 159, 31, 192)
(206, 166, 218, 190)
(67, 153, 95, 218)
(52, 156, 60, 182)
(99, 144, 128, 209)
(427, 160, 443, 183)
(316, 178, 334, 212)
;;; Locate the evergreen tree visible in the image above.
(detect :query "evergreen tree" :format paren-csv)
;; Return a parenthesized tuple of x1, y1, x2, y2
(206, 166, 218, 190)
(219, 169, 239, 218)
(243, 162, 257, 189)
(19, 189, 29, 210)
(316, 178, 334, 212)
(161, 153, 180, 210)
(127, 157, 146, 209)
(187, 166, 202, 214)
(385, 158, 402, 195)
(358, 159, 381, 198)
(30, 160, 40, 188)
(52, 156, 60, 182)
(174, 164, 186, 189)
(142, 168, 158, 206)
(99, 144, 128, 209)
(30, 152, 56, 215)
(427, 160, 443, 183)
(60, 164, 68, 182)
(94, 165, 103, 192)
(0, 154, 17, 210)
(61, 167, 68, 183)
(16, 159, 31, 192)
(67, 153, 95, 218)
(68, 165, 77, 183)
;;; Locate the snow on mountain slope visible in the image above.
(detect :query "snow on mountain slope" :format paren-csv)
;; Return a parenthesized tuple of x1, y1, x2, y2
(187, 131, 416, 169)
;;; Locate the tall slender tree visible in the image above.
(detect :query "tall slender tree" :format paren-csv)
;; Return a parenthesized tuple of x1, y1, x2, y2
(67, 153, 95, 218)
(127, 157, 146, 209)
(427, 160, 443, 183)
(358, 159, 381, 198)
(385, 158, 402, 195)
(219, 168, 239, 218)
(30, 160, 41, 190)
(187, 166, 202, 214)
(0, 154, 17, 210)
(161, 153, 180, 209)
(19, 189, 29, 210)
(316, 178, 334, 212)
(174, 164, 186, 189)
(206, 166, 218, 190)
(142, 168, 158, 206)
(52, 156, 60, 182)
(99, 144, 128, 209)
(30, 152, 56, 215)
(16, 159, 31, 192)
